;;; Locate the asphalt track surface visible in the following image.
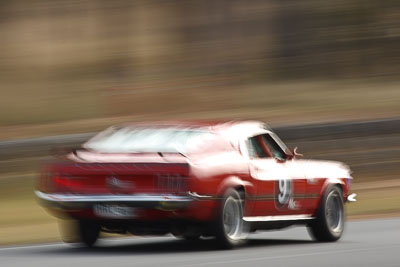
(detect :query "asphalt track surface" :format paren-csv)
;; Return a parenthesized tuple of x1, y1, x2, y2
(1, 218, 399, 267)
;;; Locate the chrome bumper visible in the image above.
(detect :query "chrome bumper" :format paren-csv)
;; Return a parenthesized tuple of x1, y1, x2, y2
(35, 190, 194, 210)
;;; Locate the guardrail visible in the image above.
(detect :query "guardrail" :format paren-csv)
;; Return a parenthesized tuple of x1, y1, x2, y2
(274, 117, 400, 141)
(1, 117, 399, 160)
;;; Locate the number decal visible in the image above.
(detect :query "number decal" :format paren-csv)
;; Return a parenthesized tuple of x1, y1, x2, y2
(275, 179, 292, 209)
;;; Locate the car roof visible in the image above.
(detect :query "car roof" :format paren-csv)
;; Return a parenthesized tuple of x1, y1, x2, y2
(118, 120, 271, 132)
(119, 120, 228, 128)
(88, 120, 275, 154)
(116, 120, 273, 144)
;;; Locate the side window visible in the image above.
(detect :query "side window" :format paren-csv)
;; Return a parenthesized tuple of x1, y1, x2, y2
(246, 135, 270, 159)
(262, 134, 287, 161)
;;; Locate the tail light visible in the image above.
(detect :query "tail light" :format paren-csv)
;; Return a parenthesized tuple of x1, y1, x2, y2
(38, 171, 189, 194)
(53, 175, 85, 193)
(156, 174, 188, 193)
(37, 172, 86, 193)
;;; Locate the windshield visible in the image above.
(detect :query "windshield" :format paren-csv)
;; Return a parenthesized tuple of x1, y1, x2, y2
(83, 126, 216, 154)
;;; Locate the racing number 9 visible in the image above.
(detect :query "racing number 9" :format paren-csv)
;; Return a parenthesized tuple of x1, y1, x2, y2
(275, 179, 292, 209)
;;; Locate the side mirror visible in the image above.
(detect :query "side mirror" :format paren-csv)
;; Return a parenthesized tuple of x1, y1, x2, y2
(293, 147, 303, 158)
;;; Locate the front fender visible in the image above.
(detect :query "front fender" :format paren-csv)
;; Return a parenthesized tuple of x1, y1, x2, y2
(319, 177, 351, 203)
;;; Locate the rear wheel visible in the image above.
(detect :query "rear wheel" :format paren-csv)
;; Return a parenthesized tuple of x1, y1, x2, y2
(308, 185, 345, 242)
(214, 189, 245, 249)
(78, 220, 100, 247)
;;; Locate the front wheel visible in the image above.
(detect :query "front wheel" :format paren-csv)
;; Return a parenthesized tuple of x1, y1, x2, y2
(308, 185, 345, 242)
(214, 189, 246, 249)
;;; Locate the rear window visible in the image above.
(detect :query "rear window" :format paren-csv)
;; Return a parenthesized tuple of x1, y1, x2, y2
(83, 126, 222, 154)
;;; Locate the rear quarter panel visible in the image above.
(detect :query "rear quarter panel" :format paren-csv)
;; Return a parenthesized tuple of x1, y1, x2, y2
(188, 151, 255, 216)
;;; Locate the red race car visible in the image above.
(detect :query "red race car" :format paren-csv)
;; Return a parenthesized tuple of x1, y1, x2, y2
(36, 121, 356, 248)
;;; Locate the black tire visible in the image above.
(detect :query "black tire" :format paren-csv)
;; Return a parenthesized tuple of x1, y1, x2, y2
(214, 189, 246, 249)
(308, 185, 345, 242)
(78, 220, 100, 247)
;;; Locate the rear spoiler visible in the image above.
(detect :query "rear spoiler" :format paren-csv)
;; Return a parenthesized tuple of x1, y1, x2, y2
(50, 147, 84, 160)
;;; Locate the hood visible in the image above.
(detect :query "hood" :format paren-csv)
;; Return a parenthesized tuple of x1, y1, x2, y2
(298, 159, 353, 179)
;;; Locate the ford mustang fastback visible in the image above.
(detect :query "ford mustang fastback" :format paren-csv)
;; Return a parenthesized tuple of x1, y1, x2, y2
(36, 121, 355, 248)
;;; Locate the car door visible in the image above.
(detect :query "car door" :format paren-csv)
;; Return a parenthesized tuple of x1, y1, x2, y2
(248, 133, 308, 217)
(247, 134, 283, 216)
(262, 133, 309, 215)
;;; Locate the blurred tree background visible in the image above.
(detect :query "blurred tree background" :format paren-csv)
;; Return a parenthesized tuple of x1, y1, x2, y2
(1, 1, 400, 245)
(0, 0, 399, 128)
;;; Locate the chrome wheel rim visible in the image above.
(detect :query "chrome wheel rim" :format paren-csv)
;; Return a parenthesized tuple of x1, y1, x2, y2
(325, 190, 344, 234)
(223, 196, 242, 240)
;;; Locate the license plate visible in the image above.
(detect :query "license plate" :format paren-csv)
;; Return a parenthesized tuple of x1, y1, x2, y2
(93, 204, 135, 218)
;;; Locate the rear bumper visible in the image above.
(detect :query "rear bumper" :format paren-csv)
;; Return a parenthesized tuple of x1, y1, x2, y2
(35, 190, 194, 210)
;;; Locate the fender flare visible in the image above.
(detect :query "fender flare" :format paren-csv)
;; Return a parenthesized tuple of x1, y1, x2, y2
(314, 178, 346, 214)
(216, 176, 254, 199)
(320, 178, 345, 196)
